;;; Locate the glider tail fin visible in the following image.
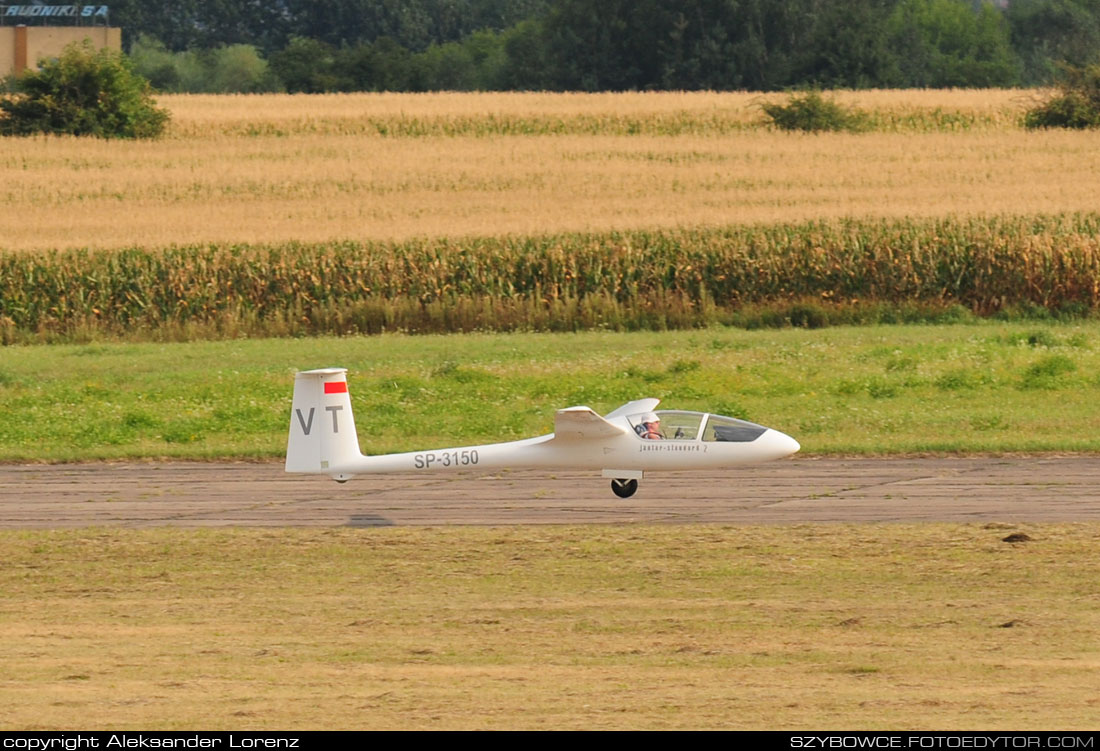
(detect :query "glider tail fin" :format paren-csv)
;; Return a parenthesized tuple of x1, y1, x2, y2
(286, 368, 363, 476)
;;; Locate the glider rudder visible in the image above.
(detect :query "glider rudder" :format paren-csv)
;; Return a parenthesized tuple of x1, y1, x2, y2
(286, 368, 363, 477)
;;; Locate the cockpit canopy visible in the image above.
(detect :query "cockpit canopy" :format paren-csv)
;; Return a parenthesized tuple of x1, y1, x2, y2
(627, 410, 768, 442)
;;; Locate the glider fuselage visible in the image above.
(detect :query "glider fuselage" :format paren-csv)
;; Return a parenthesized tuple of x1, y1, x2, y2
(286, 368, 799, 493)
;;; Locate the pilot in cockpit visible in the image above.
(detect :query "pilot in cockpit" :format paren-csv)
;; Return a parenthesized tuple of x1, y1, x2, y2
(635, 412, 663, 440)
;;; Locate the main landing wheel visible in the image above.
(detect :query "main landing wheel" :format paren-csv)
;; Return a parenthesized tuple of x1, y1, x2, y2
(611, 478, 638, 499)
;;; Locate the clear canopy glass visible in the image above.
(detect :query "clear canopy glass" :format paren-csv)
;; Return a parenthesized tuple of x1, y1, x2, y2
(627, 411, 768, 442)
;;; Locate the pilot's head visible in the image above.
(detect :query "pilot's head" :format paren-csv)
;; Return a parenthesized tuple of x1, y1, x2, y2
(641, 412, 660, 430)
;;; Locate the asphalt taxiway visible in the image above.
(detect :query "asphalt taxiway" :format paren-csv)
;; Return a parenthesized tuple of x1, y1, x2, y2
(2, 456, 1098, 527)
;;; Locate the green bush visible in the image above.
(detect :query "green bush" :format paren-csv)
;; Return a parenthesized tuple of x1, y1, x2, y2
(0, 40, 169, 139)
(1025, 64, 1100, 129)
(761, 91, 869, 133)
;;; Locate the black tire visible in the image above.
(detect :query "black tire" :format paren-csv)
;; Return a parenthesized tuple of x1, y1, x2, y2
(611, 478, 638, 498)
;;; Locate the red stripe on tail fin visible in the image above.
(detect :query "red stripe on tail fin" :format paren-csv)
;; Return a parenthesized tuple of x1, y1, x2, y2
(324, 382, 348, 394)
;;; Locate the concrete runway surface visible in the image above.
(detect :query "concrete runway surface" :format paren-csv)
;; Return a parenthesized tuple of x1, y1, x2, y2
(1, 456, 1099, 528)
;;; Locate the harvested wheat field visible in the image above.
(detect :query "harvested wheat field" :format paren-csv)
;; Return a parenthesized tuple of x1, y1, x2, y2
(2, 90, 1092, 253)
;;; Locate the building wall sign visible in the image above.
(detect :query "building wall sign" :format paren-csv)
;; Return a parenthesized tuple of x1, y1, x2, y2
(3, 5, 109, 19)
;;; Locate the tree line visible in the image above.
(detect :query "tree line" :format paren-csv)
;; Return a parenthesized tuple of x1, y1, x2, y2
(111, 0, 1100, 93)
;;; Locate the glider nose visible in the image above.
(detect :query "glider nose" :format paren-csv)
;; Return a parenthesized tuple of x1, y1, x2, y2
(763, 429, 800, 459)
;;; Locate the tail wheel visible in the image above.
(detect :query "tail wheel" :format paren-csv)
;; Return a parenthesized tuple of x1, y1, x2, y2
(611, 478, 638, 498)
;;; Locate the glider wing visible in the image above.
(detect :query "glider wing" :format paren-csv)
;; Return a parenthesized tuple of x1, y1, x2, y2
(552, 407, 629, 441)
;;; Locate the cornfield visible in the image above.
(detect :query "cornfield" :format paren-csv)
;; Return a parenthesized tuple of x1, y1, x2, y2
(3, 215, 1099, 342)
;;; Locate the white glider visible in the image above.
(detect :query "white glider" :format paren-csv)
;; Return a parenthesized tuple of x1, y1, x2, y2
(286, 368, 799, 497)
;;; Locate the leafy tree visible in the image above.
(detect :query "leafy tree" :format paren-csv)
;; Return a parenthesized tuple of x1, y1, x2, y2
(460, 29, 511, 89)
(886, 0, 1020, 87)
(794, 0, 899, 89)
(403, 30, 510, 91)
(415, 42, 480, 91)
(108, 0, 293, 53)
(656, 1, 745, 90)
(282, 0, 550, 51)
(269, 37, 351, 93)
(131, 36, 280, 93)
(341, 37, 414, 91)
(500, 19, 550, 90)
(129, 34, 183, 91)
(537, 0, 820, 92)
(207, 45, 282, 93)
(541, 0, 668, 90)
(109, 0, 549, 54)
(720, 0, 817, 91)
(0, 41, 169, 139)
(1025, 63, 1100, 128)
(107, 0, 1100, 93)
(1006, 0, 1100, 84)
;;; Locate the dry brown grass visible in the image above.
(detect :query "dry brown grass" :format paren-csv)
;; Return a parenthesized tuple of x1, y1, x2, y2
(2, 524, 1098, 730)
(3, 90, 1090, 254)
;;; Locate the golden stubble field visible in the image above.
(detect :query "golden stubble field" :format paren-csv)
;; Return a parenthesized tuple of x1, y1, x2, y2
(3, 89, 1097, 253)
(3, 524, 1099, 730)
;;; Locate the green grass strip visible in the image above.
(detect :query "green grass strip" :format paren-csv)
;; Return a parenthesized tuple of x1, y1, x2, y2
(2, 324, 1100, 460)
